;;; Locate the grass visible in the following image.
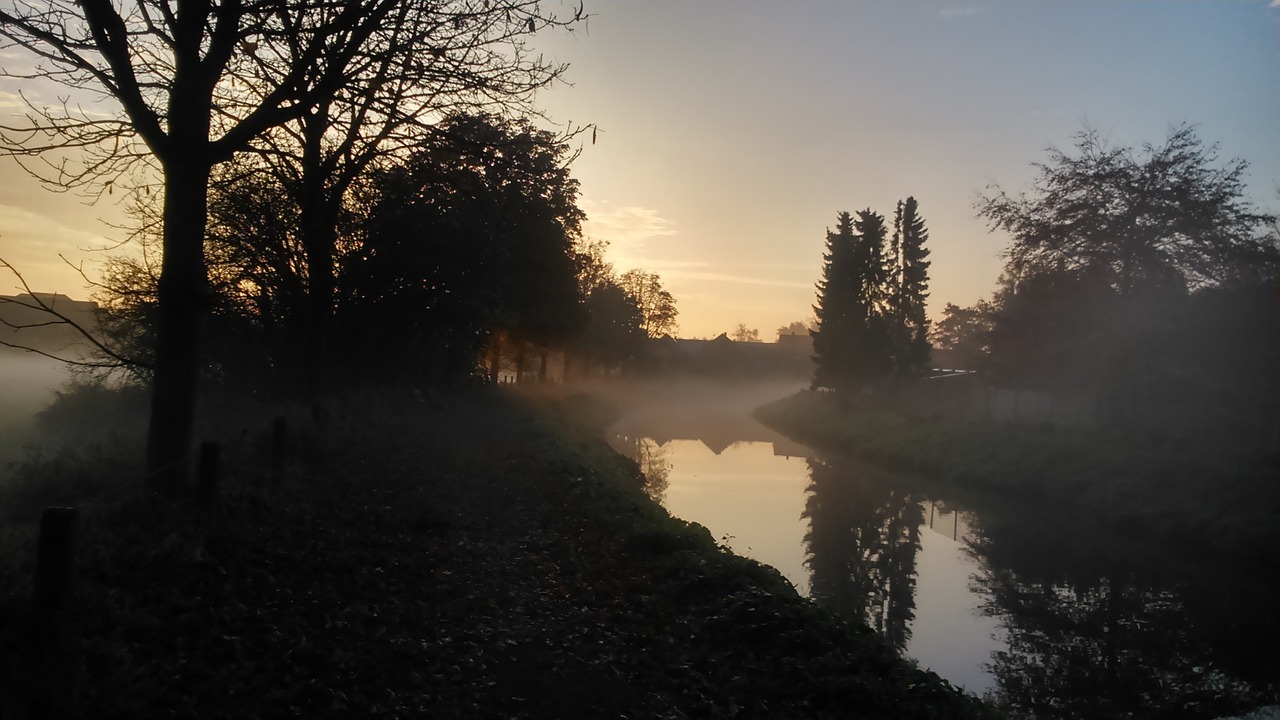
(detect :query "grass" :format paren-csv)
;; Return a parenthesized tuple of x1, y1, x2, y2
(754, 389, 1280, 569)
(0, 383, 998, 719)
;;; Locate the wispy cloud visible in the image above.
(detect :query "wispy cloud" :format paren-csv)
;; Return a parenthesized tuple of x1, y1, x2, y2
(581, 202, 677, 267)
(662, 268, 811, 290)
(0, 203, 108, 294)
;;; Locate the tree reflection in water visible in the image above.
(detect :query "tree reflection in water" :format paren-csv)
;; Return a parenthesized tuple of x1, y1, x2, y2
(611, 434, 672, 504)
(803, 457, 922, 652)
(967, 512, 1275, 719)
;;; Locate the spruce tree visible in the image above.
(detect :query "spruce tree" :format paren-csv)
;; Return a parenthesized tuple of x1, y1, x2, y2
(812, 212, 859, 390)
(898, 197, 932, 376)
(850, 208, 894, 382)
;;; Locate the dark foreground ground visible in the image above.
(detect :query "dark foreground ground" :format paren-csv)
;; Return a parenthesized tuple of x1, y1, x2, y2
(0, 388, 994, 719)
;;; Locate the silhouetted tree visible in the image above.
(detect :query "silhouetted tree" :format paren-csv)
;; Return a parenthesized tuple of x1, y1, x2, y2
(777, 320, 813, 339)
(730, 324, 761, 342)
(812, 212, 859, 390)
(0, 0, 583, 492)
(343, 114, 586, 385)
(894, 197, 932, 376)
(977, 125, 1277, 434)
(930, 300, 995, 370)
(618, 269, 679, 338)
(978, 124, 1275, 296)
(575, 280, 647, 375)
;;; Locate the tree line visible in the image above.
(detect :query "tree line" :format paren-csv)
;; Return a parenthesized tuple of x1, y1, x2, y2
(934, 125, 1278, 443)
(93, 114, 677, 392)
(811, 197, 932, 391)
(0, 0, 681, 493)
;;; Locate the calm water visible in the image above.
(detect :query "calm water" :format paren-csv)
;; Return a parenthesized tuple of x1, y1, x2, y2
(606, 382, 1278, 719)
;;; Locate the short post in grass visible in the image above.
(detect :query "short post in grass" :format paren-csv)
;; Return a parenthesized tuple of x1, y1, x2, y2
(197, 441, 221, 509)
(270, 416, 287, 489)
(34, 506, 78, 622)
(31, 506, 80, 717)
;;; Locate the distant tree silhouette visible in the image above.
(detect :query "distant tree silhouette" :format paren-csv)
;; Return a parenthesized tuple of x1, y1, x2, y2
(618, 269, 679, 339)
(777, 320, 813, 339)
(575, 281, 647, 375)
(978, 124, 1274, 296)
(892, 197, 932, 376)
(812, 212, 860, 391)
(930, 300, 995, 370)
(977, 125, 1278, 436)
(730, 324, 761, 342)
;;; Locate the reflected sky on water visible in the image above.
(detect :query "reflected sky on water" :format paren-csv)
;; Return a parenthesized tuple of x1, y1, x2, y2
(606, 383, 1277, 717)
(609, 434, 1003, 695)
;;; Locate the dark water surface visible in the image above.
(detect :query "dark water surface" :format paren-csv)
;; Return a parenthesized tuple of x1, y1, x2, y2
(605, 382, 1278, 719)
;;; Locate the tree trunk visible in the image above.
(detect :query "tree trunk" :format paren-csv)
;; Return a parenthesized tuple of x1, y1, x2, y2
(488, 334, 502, 383)
(146, 158, 212, 495)
(298, 104, 338, 403)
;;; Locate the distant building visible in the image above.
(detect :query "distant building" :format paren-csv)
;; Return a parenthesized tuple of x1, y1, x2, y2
(642, 333, 814, 380)
(0, 293, 100, 357)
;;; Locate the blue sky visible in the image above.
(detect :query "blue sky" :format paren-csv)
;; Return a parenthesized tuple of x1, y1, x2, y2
(2, 1, 1277, 339)
(534, 0, 1279, 338)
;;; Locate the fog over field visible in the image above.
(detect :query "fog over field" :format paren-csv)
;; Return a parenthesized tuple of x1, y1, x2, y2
(0, 352, 72, 464)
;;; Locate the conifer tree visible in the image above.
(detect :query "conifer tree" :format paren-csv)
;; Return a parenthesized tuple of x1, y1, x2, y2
(812, 209, 898, 391)
(812, 212, 859, 390)
(850, 208, 894, 381)
(897, 197, 932, 376)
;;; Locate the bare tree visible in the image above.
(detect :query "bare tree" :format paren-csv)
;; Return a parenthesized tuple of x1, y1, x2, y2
(241, 6, 586, 398)
(0, 0, 584, 493)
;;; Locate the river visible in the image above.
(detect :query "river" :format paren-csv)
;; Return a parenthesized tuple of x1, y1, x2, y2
(604, 380, 1278, 719)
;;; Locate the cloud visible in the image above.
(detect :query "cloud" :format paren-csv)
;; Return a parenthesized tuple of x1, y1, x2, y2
(581, 202, 678, 266)
(0, 203, 110, 295)
(661, 268, 811, 290)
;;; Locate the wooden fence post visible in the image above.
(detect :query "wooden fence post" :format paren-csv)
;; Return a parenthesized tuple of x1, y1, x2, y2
(196, 441, 221, 508)
(34, 507, 79, 621)
(28, 506, 80, 718)
(270, 416, 287, 489)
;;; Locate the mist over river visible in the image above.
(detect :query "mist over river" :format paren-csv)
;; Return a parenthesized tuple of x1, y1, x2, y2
(604, 380, 1278, 717)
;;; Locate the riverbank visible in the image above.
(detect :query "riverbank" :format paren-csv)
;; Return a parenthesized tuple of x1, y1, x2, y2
(754, 389, 1280, 571)
(0, 386, 995, 718)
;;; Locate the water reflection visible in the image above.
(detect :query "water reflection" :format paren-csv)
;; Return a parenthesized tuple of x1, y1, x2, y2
(968, 512, 1277, 718)
(612, 433, 673, 503)
(605, 385, 1277, 716)
(804, 457, 922, 652)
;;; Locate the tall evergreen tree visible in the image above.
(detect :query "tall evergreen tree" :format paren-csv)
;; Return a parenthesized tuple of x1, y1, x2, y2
(812, 212, 859, 390)
(850, 208, 895, 381)
(812, 209, 896, 391)
(897, 197, 932, 376)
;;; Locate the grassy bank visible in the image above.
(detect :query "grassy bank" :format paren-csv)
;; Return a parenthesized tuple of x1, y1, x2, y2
(754, 390, 1279, 568)
(1, 386, 995, 719)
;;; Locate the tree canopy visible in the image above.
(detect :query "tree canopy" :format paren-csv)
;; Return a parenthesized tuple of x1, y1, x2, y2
(0, 0, 583, 491)
(973, 124, 1278, 439)
(812, 201, 934, 392)
(977, 124, 1275, 295)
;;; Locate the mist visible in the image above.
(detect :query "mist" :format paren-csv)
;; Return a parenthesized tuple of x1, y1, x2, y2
(0, 352, 73, 464)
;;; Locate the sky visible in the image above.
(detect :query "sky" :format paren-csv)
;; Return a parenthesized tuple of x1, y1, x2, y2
(2, 0, 1277, 340)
